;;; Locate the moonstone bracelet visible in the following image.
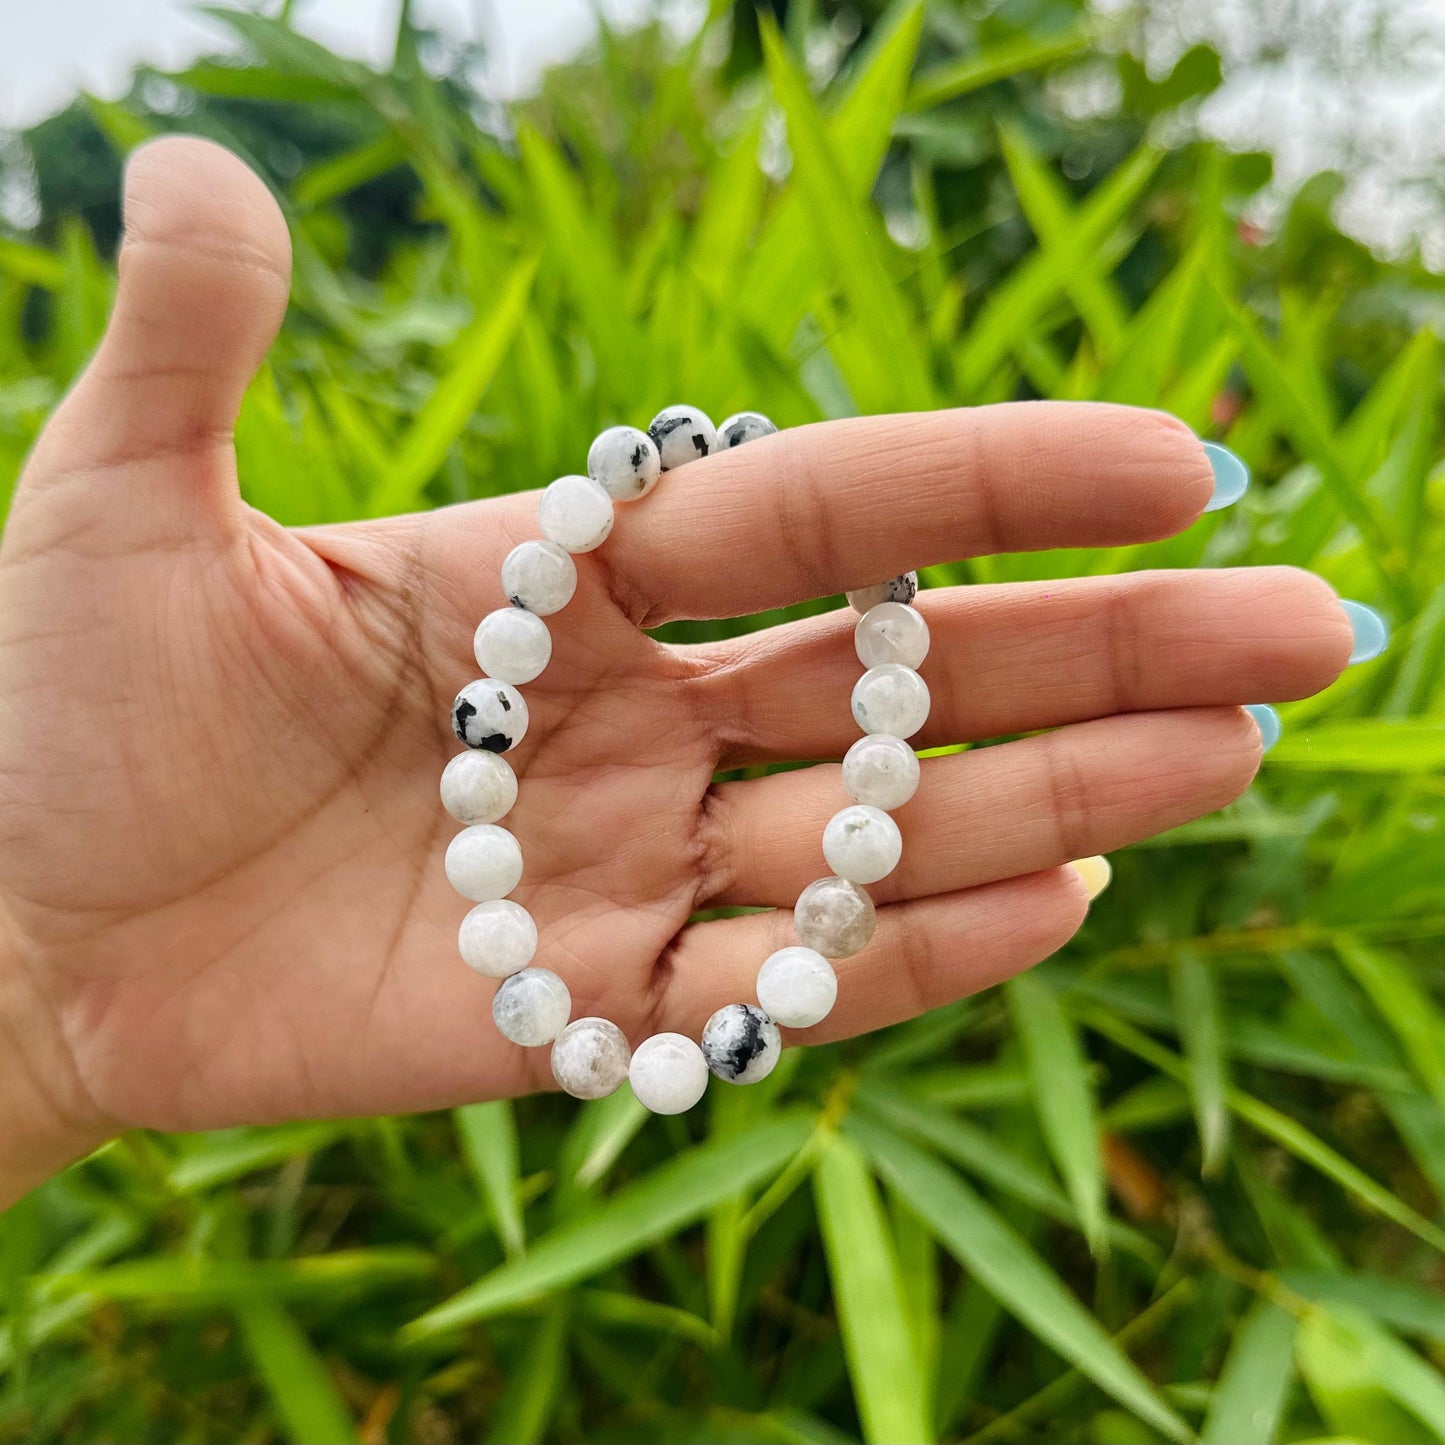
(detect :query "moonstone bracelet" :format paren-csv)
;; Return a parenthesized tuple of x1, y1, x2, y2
(440, 405, 930, 1115)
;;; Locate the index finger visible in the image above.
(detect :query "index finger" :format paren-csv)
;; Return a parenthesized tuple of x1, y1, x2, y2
(603, 402, 1221, 625)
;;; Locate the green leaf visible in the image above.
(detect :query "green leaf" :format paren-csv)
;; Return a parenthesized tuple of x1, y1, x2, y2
(1199, 1298, 1295, 1444)
(455, 1101, 525, 1257)
(1006, 971, 1109, 1255)
(1266, 719, 1443, 771)
(234, 1298, 357, 1445)
(372, 254, 537, 515)
(1296, 1304, 1445, 1442)
(812, 1134, 933, 1445)
(486, 1301, 568, 1445)
(907, 24, 1092, 109)
(1280, 1270, 1445, 1343)
(1169, 952, 1230, 1175)
(845, 1115, 1192, 1442)
(1335, 942, 1445, 1102)
(403, 1115, 812, 1338)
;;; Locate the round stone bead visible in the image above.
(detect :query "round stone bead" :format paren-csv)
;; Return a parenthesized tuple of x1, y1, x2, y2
(587, 425, 661, 501)
(492, 967, 571, 1046)
(855, 601, 930, 670)
(756, 946, 837, 1029)
(717, 411, 778, 449)
(458, 899, 537, 978)
(473, 607, 552, 685)
(822, 805, 902, 885)
(841, 734, 920, 811)
(501, 540, 577, 616)
(846, 572, 918, 614)
(701, 1003, 781, 1085)
(445, 824, 524, 902)
(539, 474, 614, 553)
(452, 678, 528, 753)
(648, 404, 716, 470)
(551, 1016, 632, 1100)
(628, 1032, 709, 1115)
(439, 749, 518, 826)
(794, 876, 876, 959)
(851, 664, 930, 740)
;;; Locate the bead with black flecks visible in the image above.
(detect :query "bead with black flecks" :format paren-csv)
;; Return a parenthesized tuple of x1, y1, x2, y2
(501, 540, 577, 616)
(539, 474, 614, 553)
(648, 404, 717, 470)
(588, 425, 662, 500)
(701, 1003, 781, 1084)
(846, 572, 919, 614)
(452, 678, 528, 752)
(718, 411, 779, 449)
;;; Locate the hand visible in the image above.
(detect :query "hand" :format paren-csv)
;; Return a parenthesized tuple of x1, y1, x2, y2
(0, 138, 1354, 1201)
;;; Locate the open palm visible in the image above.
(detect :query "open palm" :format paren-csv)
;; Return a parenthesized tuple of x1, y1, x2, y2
(0, 140, 1353, 1169)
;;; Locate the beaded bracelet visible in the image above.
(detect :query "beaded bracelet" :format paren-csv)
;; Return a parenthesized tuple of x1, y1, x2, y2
(439, 405, 930, 1115)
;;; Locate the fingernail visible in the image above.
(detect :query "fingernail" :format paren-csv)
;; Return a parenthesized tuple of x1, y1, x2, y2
(1069, 855, 1112, 901)
(1340, 600, 1389, 664)
(1244, 704, 1281, 754)
(1201, 442, 1250, 512)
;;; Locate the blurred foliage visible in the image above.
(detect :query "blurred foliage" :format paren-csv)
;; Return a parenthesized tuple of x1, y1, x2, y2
(0, 2, 1442, 1441)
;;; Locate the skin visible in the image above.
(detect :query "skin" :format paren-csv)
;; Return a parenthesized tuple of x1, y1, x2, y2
(0, 139, 1354, 1207)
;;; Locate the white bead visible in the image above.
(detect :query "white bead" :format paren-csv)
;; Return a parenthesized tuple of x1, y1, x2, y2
(855, 602, 930, 670)
(452, 678, 528, 753)
(851, 664, 930, 739)
(717, 412, 777, 449)
(841, 734, 920, 811)
(501, 540, 577, 616)
(794, 876, 876, 958)
(444, 824, 524, 902)
(628, 1032, 709, 1114)
(539, 474, 614, 553)
(648, 404, 717, 470)
(458, 899, 537, 978)
(551, 1017, 632, 1099)
(587, 425, 661, 501)
(439, 750, 518, 825)
(473, 607, 552, 685)
(701, 1004, 781, 1084)
(492, 967, 571, 1046)
(756, 946, 837, 1029)
(847, 573, 918, 614)
(822, 805, 902, 885)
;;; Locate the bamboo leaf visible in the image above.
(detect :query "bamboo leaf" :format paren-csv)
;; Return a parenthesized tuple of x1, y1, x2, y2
(813, 1134, 933, 1444)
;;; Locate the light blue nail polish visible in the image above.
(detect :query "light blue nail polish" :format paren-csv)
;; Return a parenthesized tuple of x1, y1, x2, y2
(1341, 600, 1389, 664)
(1201, 442, 1250, 512)
(1245, 704, 1281, 754)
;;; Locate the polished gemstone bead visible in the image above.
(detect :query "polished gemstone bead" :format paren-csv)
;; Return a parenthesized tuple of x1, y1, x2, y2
(551, 1016, 632, 1099)
(846, 572, 918, 614)
(628, 1032, 709, 1114)
(452, 678, 528, 752)
(717, 411, 777, 449)
(444, 824, 524, 902)
(841, 733, 920, 811)
(701, 1003, 781, 1084)
(473, 607, 552, 685)
(855, 601, 930, 670)
(492, 967, 571, 1046)
(501, 539, 577, 616)
(539, 474, 614, 553)
(648, 404, 716, 470)
(822, 804, 902, 885)
(458, 899, 537, 978)
(588, 425, 662, 501)
(440, 749, 518, 826)
(851, 664, 930, 739)
(794, 876, 876, 959)
(756, 946, 837, 1029)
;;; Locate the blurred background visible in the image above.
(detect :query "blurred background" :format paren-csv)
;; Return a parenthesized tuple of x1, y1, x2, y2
(0, 2, 1441, 1442)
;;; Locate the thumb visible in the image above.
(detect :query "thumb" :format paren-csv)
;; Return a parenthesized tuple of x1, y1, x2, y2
(20, 137, 291, 540)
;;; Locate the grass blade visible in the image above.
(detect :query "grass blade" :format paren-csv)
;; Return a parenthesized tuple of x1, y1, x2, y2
(1199, 1297, 1295, 1444)
(234, 1298, 357, 1445)
(1007, 971, 1109, 1255)
(1169, 952, 1230, 1175)
(812, 1133, 933, 1444)
(845, 1114, 1191, 1442)
(403, 1115, 812, 1338)
(454, 1101, 525, 1257)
